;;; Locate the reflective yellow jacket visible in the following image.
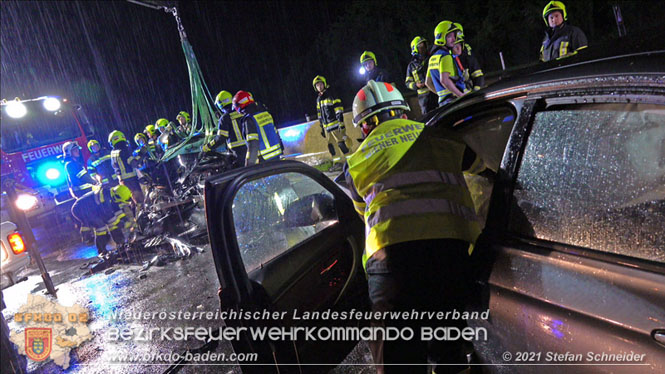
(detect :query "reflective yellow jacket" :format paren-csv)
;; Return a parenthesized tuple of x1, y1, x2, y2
(345, 118, 481, 268)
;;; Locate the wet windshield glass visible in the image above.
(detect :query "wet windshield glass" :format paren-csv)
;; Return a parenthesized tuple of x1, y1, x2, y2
(232, 172, 338, 272)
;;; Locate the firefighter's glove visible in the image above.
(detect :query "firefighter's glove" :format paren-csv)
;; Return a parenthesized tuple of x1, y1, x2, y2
(202, 143, 212, 153)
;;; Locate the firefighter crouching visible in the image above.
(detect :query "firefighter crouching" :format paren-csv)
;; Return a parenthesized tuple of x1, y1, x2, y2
(86, 139, 118, 186)
(109, 130, 145, 205)
(71, 184, 135, 258)
(344, 80, 481, 372)
(232, 90, 283, 166)
(62, 141, 96, 199)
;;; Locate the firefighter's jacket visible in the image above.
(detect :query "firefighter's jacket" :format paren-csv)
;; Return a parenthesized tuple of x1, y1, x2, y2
(540, 22, 588, 62)
(405, 55, 430, 96)
(241, 103, 283, 161)
(427, 46, 469, 104)
(208, 110, 246, 150)
(133, 145, 158, 174)
(344, 119, 481, 268)
(87, 148, 116, 184)
(65, 157, 95, 198)
(71, 187, 131, 234)
(316, 88, 345, 132)
(110, 141, 138, 181)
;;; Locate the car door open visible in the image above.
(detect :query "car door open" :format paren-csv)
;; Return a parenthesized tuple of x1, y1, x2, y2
(204, 160, 368, 372)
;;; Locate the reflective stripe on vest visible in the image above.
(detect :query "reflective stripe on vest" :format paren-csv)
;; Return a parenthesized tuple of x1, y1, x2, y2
(71, 183, 93, 193)
(91, 154, 111, 168)
(322, 120, 340, 131)
(261, 147, 283, 160)
(260, 144, 282, 159)
(366, 198, 478, 229)
(559, 41, 569, 57)
(251, 111, 282, 157)
(229, 111, 245, 147)
(111, 150, 137, 179)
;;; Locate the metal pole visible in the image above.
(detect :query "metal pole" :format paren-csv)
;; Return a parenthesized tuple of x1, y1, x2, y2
(612, 5, 627, 38)
(499, 52, 506, 70)
(2, 179, 57, 297)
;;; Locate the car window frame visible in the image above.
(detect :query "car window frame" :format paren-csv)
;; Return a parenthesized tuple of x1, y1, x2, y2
(231, 171, 342, 274)
(499, 93, 665, 275)
(205, 161, 358, 305)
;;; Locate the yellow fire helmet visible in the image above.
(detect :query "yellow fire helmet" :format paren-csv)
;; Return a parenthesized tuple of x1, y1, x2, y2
(434, 21, 460, 46)
(215, 90, 233, 110)
(87, 139, 100, 152)
(360, 51, 377, 65)
(542, 1, 568, 25)
(107, 130, 126, 147)
(410, 36, 427, 55)
(312, 75, 328, 91)
(110, 184, 132, 203)
(134, 132, 148, 146)
(145, 124, 157, 137)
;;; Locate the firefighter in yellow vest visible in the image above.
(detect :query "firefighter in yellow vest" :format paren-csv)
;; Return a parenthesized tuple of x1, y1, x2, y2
(109, 130, 144, 205)
(344, 80, 481, 373)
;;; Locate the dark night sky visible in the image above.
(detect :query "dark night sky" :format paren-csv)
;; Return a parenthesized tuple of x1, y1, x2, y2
(1, 0, 345, 138)
(2, 0, 664, 140)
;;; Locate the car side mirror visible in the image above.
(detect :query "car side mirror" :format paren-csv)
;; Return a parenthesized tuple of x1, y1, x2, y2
(283, 193, 336, 227)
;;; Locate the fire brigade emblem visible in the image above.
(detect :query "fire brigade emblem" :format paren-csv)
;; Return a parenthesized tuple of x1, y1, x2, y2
(25, 328, 52, 361)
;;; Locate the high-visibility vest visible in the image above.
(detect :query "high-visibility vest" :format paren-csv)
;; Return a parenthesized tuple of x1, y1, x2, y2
(245, 110, 283, 161)
(222, 111, 246, 149)
(347, 118, 481, 268)
(111, 148, 137, 180)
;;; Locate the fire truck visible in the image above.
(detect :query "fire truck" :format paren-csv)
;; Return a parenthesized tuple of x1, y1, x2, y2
(1, 96, 94, 223)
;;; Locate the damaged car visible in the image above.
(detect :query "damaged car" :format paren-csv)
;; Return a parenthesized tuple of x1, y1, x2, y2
(203, 45, 665, 373)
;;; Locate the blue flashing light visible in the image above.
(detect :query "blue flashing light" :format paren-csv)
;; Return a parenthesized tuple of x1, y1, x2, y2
(278, 123, 309, 145)
(36, 161, 66, 186)
(45, 168, 60, 180)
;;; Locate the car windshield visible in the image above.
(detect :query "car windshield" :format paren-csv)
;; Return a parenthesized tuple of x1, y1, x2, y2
(1, 100, 82, 153)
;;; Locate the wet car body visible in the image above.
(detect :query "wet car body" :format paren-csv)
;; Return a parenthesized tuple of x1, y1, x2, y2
(204, 46, 665, 373)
